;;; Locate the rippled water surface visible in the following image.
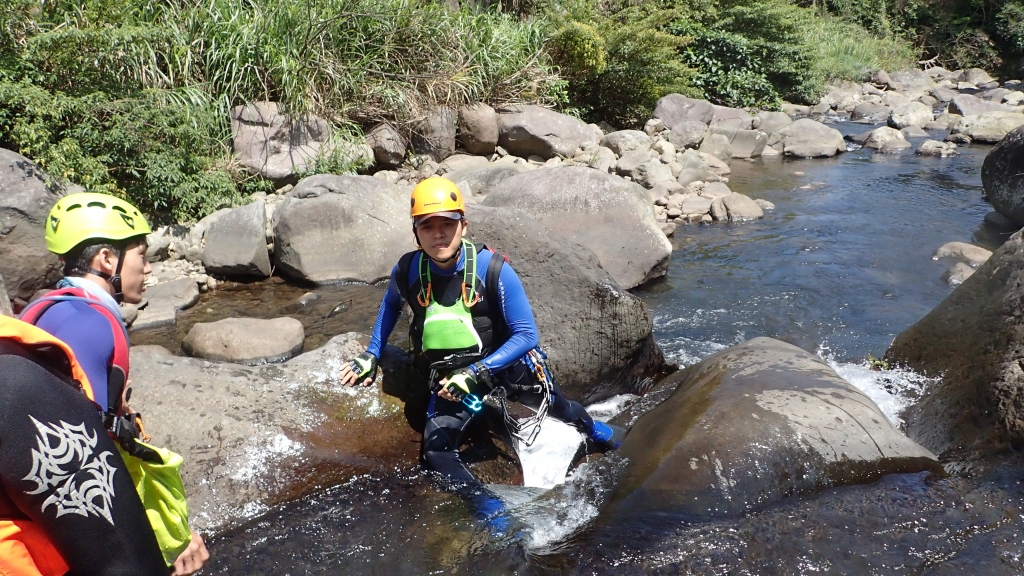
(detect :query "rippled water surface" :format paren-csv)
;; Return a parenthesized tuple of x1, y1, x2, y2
(147, 125, 1024, 574)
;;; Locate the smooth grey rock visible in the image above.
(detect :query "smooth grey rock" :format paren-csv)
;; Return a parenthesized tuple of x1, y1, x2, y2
(438, 154, 489, 174)
(457, 103, 499, 156)
(767, 119, 846, 158)
(574, 146, 616, 173)
(145, 278, 199, 311)
(273, 175, 409, 283)
(950, 112, 1024, 143)
(959, 68, 994, 85)
(202, 200, 272, 277)
(754, 199, 776, 211)
(864, 127, 911, 153)
(679, 194, 713, 215)
(698, 133, 732, 162)
(707, 125, 768, 159)
(633, 160, 674, 189)
(445, 164, 529, 198)
(600, 130, 652, 156)
(366, 123, 406, 167)
(982, 126, 1024, 225)
(943, 262, 975, 285)
(982, 87, 1013, 102)
(615, 150, 651, 177)
(231, 102, 343, 185)
(710, 105, 753, 129)
(881, 92, 911, 109)
(917, 140, 959, 157)
(666, 120, 708, 149)
(653, 94, 714, 129)
(933, 241, 992, 266)
(699, 153, 732, 176)
(609, 338, 941, 519)
(131, 303, 176, 330)
(782, 102, 811, 116)
(901, 126, 931, 139)
(0, 149, 64, 301)
(984, 211, 1018, 230)
(411, 107, 456, 161)
(950, 94, 1016, 116)
(917, 94, 939, 108)
(701, 181, 733, 198)
(182, 317, 305, 364)
(889, 69, 936, 93)
(482, 167, 672, 289)
(889, 102, 934, 129)
(885, 230, 1024, 459)
(851, 102, 891, 123)
(497, 105, 593, 159)
(644, 118, 665, 136)
(466, 204, 662, 401)
(710, 193, 763, 222)
(755, 111, 793, 135)
(930, 87, 958, 103)
(675, 149, 711, 187)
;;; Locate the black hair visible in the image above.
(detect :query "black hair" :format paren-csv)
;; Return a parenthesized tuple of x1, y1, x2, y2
(62, 236, 147, 277)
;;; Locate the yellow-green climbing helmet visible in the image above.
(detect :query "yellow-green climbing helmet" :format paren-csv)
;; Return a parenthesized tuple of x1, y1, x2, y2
(45, 192, 151, 255)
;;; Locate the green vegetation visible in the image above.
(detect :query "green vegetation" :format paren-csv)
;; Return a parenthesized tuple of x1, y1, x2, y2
(0, 0, 947, 224)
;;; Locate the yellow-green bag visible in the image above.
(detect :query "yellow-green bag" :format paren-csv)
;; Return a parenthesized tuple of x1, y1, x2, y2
(116, 442, 192, 566)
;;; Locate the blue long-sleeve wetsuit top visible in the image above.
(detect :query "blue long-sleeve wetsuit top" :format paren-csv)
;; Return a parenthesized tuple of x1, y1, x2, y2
(367, 247, 539, 374)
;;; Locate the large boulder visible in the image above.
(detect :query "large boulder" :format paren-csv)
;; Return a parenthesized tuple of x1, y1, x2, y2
(653, 94, 714, 128)
(144, 277, 199, 311)
(130, 334, 423, 533)
(444, 164, 530, 199)
(851, 102, 891, 123)
(863, 127, 912, 153)
(888, 102, 934, 129)
(231, 102, 358, 185)
(272, 175, 410, 283)
(181, 317, 305, 364)
(755, 111, 793, 135)
(0, 149, 64, 302)
(886, 230, 1024, 459)
(201, 200, 272, 278)
(457, 103, 499, 156)
(959, 68, 995, 85)
(950, 112, 1024, 143)
(983, 125, 1024, 225)
(767, 119, 846, 158)
(496, 105, 593, 159)
(675, 149, 711, 187)
(709, 193, 764, 222)
(599, 130, 652, 156)
(711, 105, 753, 128)
(482, 166, 672, 289)
(706, 125, 768, 159)
(666, 120, 708, 149)
(607, 338, 941, 519)
(365, 123, 407, 167)
(466, 205, 663, 402)
(949, 94, 1016, 116)
(888, 69, 937, 93)
(411, 106, 457, 161)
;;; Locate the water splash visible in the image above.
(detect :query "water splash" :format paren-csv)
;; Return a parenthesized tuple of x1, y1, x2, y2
(820, 351, 937, 429)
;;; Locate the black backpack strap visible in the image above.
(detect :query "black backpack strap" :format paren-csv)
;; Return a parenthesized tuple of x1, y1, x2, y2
(395, 250, 418, 304)
(481, 245, 506, 313)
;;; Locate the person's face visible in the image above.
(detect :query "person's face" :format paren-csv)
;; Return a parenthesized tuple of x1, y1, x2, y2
(416, 216, 467, 264)
(115, 240, 152, 304)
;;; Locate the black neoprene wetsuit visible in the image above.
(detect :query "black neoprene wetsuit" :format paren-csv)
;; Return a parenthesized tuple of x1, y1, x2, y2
(0, 344, 168, 575)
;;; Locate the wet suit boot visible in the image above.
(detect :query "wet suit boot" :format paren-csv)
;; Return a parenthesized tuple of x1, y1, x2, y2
(588, 421, 626, 452)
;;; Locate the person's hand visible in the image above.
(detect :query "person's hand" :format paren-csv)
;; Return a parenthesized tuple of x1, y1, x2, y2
(339, 352, 377, 387)
(437, 368, 476, 402)
(172, 530, 209, 575)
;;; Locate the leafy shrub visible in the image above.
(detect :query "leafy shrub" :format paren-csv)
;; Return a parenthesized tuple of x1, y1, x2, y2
(673, 25, 782, 109)
(548, 21, 607, 79)
(997, 1, 1024, 54)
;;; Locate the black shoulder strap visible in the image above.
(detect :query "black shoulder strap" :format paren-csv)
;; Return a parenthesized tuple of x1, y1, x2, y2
(481, 244, 505, 310)
(0, 339, 77, 390)
(396, 250, 418, 304)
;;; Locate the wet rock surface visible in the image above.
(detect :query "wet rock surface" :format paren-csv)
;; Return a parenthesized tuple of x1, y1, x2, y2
(608, 338, 940, 518)
(181, 316, 305, 364)
(982, 125, 1024, 225)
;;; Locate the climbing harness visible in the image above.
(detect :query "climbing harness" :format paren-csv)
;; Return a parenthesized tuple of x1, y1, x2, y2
(495, 348, 553, 447)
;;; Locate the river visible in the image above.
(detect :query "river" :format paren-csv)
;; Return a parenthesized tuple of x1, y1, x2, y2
(139, 123, 1024, 574)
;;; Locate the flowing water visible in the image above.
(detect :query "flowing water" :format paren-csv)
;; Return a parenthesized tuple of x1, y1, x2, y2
(141, 124, 1024, 574)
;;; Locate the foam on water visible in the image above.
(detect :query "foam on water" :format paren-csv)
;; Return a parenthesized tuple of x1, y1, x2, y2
(824, 355, 937, 429)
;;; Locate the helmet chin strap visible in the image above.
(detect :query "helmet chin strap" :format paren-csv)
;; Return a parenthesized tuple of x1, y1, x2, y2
(429, 242, 462, 265)
(85, 246, 126, 304)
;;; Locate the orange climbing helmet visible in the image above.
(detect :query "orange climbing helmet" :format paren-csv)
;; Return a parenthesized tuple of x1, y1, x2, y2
(410, 177, 465, 225)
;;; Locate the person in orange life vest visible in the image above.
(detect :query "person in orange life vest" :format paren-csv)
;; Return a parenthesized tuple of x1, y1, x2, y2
(19, 193, 208, 575)
(0, 315, 169, 575)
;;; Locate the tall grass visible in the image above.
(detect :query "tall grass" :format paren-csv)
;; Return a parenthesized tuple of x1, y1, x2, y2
(805, 17, 916, 82)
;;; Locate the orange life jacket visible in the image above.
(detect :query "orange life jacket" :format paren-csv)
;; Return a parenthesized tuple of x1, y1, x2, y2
(0, 316, 96, 576)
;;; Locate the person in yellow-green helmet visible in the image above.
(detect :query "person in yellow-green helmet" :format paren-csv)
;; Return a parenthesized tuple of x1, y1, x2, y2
(18, 192, 208, 574)
(339, 177, 624, 533)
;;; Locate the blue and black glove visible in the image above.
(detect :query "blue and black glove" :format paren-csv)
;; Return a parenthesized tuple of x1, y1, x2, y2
(442, 362, 491, 400)
(348, 352, 378, 382)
